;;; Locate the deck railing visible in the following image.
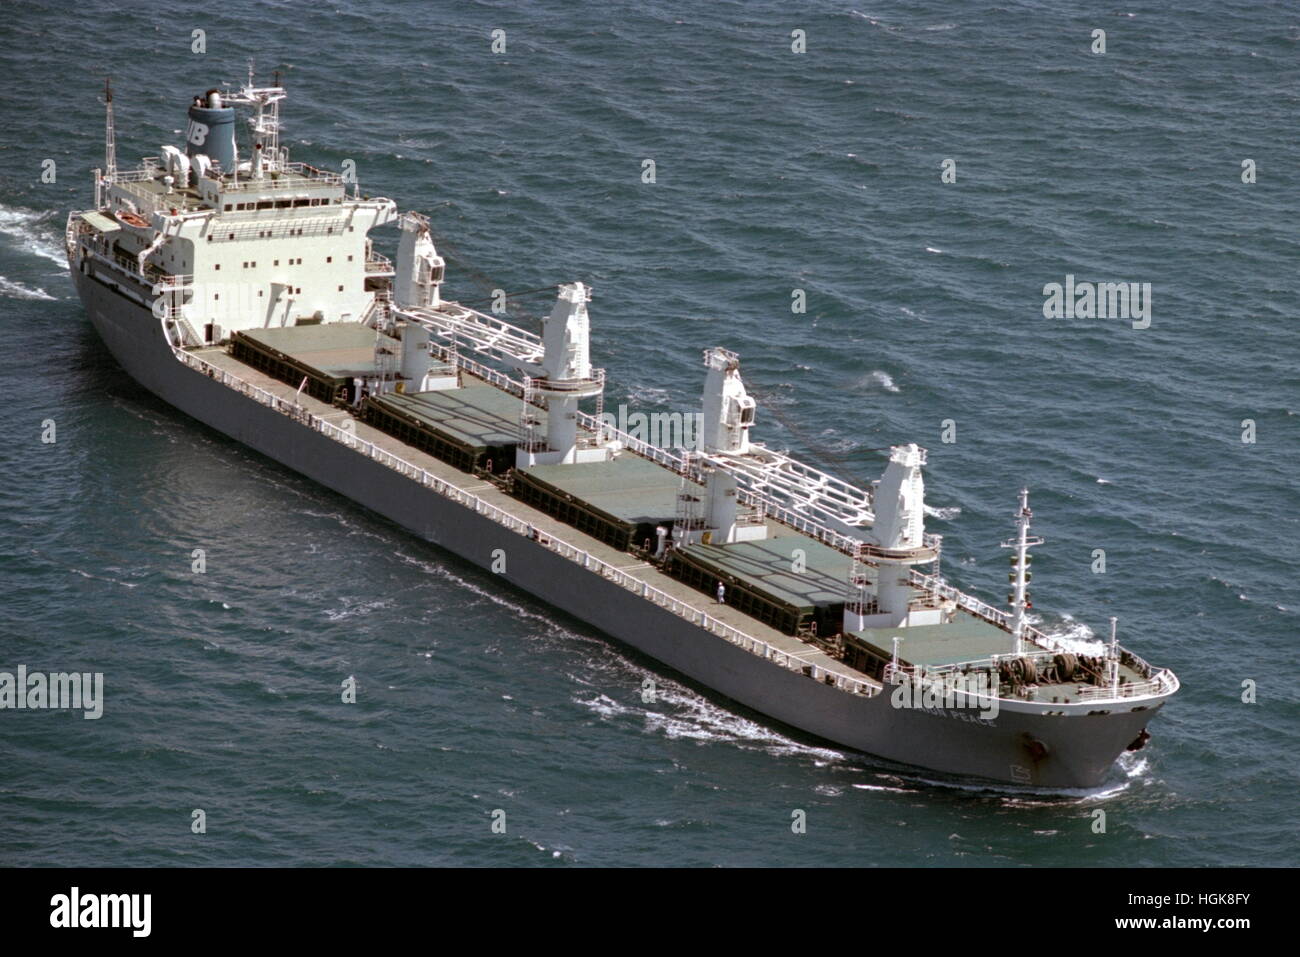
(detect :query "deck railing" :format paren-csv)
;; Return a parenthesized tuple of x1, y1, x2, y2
(886, 650, 1177, 705)
(895, 572, 1179, 701)
(216, 161, 344, 190)
(169, 346, 881, 698)
(68, 218, 175, 288)
(163, 342, 1176, 708)
(365, 253, 394, 274)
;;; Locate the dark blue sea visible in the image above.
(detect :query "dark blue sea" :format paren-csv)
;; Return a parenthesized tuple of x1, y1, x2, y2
(0, 0, 1296, 866)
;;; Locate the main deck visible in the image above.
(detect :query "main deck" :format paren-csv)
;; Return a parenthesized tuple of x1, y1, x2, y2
(188, 335, 1154, 707)
(188, 345, 865, 686)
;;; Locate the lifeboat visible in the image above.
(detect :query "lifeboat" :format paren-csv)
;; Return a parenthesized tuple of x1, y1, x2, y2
(114, 209, 151, 231)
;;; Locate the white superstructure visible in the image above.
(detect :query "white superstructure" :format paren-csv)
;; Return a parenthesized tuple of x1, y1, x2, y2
(80, 73, 398, 350)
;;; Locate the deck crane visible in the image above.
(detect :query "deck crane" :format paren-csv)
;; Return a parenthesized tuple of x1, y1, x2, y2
(385, 215, 938, 623)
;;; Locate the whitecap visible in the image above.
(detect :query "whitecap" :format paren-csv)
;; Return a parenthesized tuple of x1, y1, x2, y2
(866, 369, 900, 393)
(0, 276, 56, 300)
(0, 205, 68, 270)
(1036, 614, 1106, 655)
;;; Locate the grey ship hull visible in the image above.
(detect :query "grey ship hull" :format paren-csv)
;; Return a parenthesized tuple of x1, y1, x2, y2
(74, 271, 1162, 789)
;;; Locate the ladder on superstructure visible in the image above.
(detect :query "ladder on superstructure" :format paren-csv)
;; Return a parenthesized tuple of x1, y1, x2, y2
(844, 541, 879, 618)
(519, 375, 546, 453)
(673, 451, 707, 540)
(373, 329, 397, 390)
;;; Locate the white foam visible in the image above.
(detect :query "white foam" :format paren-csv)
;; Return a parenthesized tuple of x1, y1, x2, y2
(1035, 613, 1106, 655)
(924, 505, 961, 520)
(0, 276, 56, 300)
(68, 566, 138, 588)
(625, 384, 672, 406)
(576, 680, 846, 764)
(862, 369, 900, 393)
(323, 597, 391, 622)
(0, 205, 68, 271)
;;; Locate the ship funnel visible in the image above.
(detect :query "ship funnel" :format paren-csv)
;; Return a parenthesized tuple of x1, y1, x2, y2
(185, 89, 237, 174)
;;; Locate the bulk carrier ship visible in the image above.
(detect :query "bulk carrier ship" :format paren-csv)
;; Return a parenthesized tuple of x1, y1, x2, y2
(66, 74, 1178, 788)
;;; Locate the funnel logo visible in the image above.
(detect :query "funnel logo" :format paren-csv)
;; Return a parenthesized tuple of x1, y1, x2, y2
(186, 119, 209, 147)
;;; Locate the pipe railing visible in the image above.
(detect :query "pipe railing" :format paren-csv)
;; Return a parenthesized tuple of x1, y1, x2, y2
(169, 346, 881, 698)
(167, 334, 1175, 707)
(885, 651, 1176, 705)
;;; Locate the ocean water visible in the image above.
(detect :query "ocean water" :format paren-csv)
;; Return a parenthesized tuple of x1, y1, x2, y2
(0, 0, 1296, 866)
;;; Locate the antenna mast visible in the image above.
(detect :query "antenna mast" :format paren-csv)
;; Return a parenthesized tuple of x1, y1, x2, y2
(103, 77, 116, 184)
(234, 59, 286, 170)
(1108, 617, 1120, 696)
(1001, 487, 1044, 653)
